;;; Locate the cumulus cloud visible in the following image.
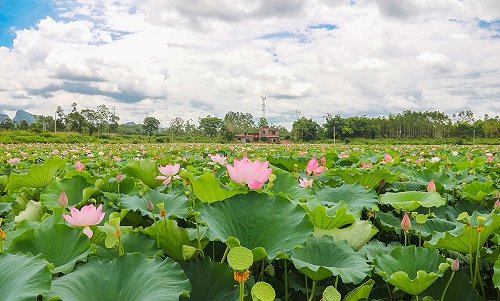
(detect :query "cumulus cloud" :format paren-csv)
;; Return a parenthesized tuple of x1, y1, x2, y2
(0, 0, 499, 128)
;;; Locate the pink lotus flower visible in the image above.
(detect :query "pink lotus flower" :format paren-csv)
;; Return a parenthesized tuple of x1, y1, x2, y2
(306, 157, 326, 176)
(58, 191, 68, 208)
(339, 152, 349, 159)
(427, 180, 436, 192)
(360, 162, 373, 168)
(414, 158, 424, 164)
(7, 157, 20, 164)
(63, 204, 105, 238)
(299, 178, 313, 188)
(226, 157, 272, 190)
(401, 212, 411, 232)
(495, 200, 500, 211)
(383, 153, 393, 163)
(156, 163, 180, 185)
(451, 258, 460, 272)
(319, 156, 326, 166)
(75, 160, 84, 171)
(208, 154, 227, 165)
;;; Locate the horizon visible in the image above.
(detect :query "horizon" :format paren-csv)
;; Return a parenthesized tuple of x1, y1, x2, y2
(0, 1, 499, 129)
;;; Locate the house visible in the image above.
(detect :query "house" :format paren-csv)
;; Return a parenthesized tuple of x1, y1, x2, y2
(235, 127, 280, 143)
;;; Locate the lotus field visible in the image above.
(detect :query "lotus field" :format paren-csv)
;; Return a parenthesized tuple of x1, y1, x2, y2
(1, 143, 500, 301)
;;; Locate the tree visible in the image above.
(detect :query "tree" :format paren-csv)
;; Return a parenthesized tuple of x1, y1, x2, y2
(66, 103, 86, 133)
(0, 116, 14, 130)
(143, 117, 160, 136)
(292, 117, 320, 141)
(168, 117, 185, 137)
(199, 115, 223, 137)
(56, 106, 66, 131)
(223, 112, 256, 134)
(81, 109, 98, 135)
(257, 117, 269, 128)
(18, 120, 29, 130)
(96, 105, 111, 134)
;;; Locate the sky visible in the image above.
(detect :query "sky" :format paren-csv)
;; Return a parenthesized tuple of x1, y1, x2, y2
(0, 0, 499, 128)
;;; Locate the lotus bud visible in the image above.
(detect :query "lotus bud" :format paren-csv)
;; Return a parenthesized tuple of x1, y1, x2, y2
(401, 212, 411, 232)
(320, 156, 326, 166)
(379, 179, 385, 187)
(75, 160, 84, 171)
(58, 191, 68, 208)
(427, 179, 436, 192)
(451, 258, 460, 272)
(116, 172, 123, 184)
(495, 200, 500, 211)
(146, 200, 154, 212)
(384, 153, 392, 162)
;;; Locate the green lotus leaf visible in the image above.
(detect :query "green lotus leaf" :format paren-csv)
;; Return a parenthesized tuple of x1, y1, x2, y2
(271, 170, 313, 200)
(188, 172, 243, 203)
(122, 158, 161, 188)
(360, 240, 400, 263)
(343, 279, 375, 301)
(380, 191, 445, 211)
(47, 253, 190, 301)
(180, 258, 238, 301)
(0, 252, 52, 301)
(252, 282, 276, 301)
(40, 176, 88, 210)
(494, 256, 500, 289)
(425, 212, 500, 254)
(314, 220, 378, 251)
(93, 231, 162, 259)
(120, 190, 189, 218)
(291, 236, 371, 284)
(14, 200, 43, 223)
(315, 183, 379, 214)
(304, 202, 356, 230)
(330, 167, 396, 189)
(268, 155, 308, 172)
(100, 177, 136, 194)
(197, 192, 313, 261)
(374, 245, 448, 295)
(142, 218, 202, 261)
(322, 286, 341, 301)
(8, 224, 90, 274)
(228, 246, 253, 271)
(6, 157, 66, 193)
(461, 180, 497, 202)
(411, 169, 458, 190)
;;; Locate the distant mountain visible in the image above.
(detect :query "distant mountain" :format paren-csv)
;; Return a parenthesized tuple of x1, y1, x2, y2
(123, 121, 137, 126)
(0, 113, 8, 121)
(13, 110, 34, 124)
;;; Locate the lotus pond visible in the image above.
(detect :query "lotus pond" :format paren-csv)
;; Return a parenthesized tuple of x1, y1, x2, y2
(0, 143, 499, 301)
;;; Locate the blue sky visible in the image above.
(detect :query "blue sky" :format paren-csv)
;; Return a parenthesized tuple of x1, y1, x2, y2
(0, 1, 499, 126)
(0, 0, 55, 47)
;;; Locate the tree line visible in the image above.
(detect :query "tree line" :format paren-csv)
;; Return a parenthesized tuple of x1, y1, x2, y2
(0, 105, 498, 141)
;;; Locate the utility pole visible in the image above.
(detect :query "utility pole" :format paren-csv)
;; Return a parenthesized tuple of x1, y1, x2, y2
(333, 125, 336, 145)
(54, 111, 57, 133)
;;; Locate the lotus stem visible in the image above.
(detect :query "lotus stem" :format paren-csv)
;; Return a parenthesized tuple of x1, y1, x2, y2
(0, 237, 3, 253)
(308, 280, 317, 301)
(239, 282, 244, 301)
(305, 275, 309, 300)
(418, 224, 422, 247)
(475, 230, 486, 298)
(220, 245, 229, 263)
(284, 260, 289, 301)
(440, 271, 455, 301)
(334, 275, 339, 289)
(194, 214, 202, 252)
(259, 259, 265, 281)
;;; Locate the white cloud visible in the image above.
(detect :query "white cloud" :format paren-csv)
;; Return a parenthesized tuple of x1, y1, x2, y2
(0, 0, 499, 128)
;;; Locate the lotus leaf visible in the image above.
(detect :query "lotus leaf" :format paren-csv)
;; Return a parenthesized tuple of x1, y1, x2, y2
(314, 220, 378, 250)
(0, 252, 52, 301)
(315, 183, 379, 214)
(374, 245, 448, 295)
(425, 212, 500, 254)
(122, 158, 162, 188)
(47, 253, 190, 300)
(6, 157, 66, 193)
(380, 191, 445, 211)
(180, 258, 238, 301)
(291, 236, 371, 284)
(8, 224, 90, 274)
(197, 192, 313, 260)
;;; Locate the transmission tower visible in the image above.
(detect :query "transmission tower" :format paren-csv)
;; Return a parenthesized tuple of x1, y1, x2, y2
(261, 96, 266, 119)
